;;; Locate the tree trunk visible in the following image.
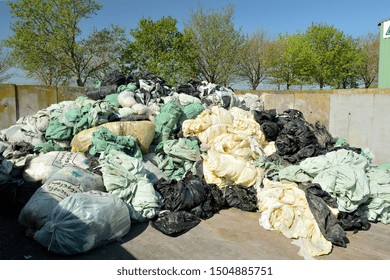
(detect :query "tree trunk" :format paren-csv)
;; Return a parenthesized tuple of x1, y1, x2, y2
(76, 78, 84, 87)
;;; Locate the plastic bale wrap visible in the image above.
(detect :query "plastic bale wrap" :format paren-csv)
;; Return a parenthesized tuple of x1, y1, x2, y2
(257, 178, 333, 258)
(153, 138, 201, 180)
(178, 103, 205, 128)
(0, 124, 46, 146)
(154, 101, 182, 143)
(304, 183, 349, 247)
(22, 151, 90, 183)
(98, 149, 163, 222)
(71, 121, 155, 154)
(118, 90, 137, 108)
(279, 149, 371, 213)
(203, 150, 263, 188)
(88, 126, 142, 159)
(238, 93, 263, 111)
(362, 167, 390, 224)
(151, 210, 201, 237)
(33, 190, 131, 255)
(182, 106, 275, 188)
(182, 106, 233, 142)
(222, 184, 258, 212)
(18, 165, 105, 231)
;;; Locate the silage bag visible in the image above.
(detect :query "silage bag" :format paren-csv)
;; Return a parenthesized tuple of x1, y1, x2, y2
(33, 190, 131, 255)
(98, 149, 163, 222)
(19, 165, 105, 230)
(22, 151, 90, 183)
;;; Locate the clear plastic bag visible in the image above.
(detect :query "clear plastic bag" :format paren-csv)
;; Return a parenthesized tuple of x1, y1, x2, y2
(34, 190, 131, 255)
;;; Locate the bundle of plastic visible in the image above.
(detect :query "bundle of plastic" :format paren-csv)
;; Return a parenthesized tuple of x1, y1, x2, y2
(182, 106, 275, 187)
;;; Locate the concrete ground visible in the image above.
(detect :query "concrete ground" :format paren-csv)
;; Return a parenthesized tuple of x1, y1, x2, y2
(1, 207, 390, 260)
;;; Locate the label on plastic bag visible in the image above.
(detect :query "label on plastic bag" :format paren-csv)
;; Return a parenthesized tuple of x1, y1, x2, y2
(51, 152, 84, 168)
(40, 179, 81, 200)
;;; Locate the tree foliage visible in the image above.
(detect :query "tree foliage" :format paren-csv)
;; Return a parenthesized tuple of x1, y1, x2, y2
(303, 23, 360, 89)
(0, 41, 13, 83)
(238, 30, 271, 90)
(184, 4, 244, 86)
(122, 16, 196, 86)
(267, 33, 308, 90)
(5, 0, 126, 86)
(3, 1, 379, 90)
(78, 25, 128, 86)
(356, 33, 379, 88)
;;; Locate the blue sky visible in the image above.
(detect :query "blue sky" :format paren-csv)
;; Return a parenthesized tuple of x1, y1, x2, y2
(0, 0, 389, 84)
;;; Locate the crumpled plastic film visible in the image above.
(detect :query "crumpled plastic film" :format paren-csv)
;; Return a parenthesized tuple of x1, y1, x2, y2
(257, 178, 332, 258)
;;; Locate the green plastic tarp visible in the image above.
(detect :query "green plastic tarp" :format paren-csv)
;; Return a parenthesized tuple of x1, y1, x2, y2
(278, 149, 390, 223)
(98, 149, 163, 222)
(89, 126, 142, 159)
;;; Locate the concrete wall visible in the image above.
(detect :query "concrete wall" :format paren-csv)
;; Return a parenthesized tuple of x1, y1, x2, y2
(329, 93, 390, 165)
(0, 84, 86, 129)
(1, 85, 390, 164)
(16, 85, 58, 119)
(259, 92, 331, 129)
(237, 88, 390, 164)
(0, 84, 17, 128)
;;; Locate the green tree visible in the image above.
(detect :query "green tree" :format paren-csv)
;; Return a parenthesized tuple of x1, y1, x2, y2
(0, 41, 13, 83)
(122, 16, 196, 86)
(267, 33, 308, 90)
(303, 23, 360, 89)
(4, 0, 118, 86)
(356, 33, 379, 88)
(332, 36, 360, 89)
(238, 30, 271, 90)
(184, 4, 244, 86)
(78, 25, 128, 86)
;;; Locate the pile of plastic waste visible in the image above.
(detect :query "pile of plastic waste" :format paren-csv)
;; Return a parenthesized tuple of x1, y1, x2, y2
(1, 71, 389, 258)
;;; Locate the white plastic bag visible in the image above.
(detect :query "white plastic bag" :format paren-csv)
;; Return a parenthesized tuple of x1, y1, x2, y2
(22, 151, 90, 183)
(33, 190, 131, 255)
(18, 165, 105, 230)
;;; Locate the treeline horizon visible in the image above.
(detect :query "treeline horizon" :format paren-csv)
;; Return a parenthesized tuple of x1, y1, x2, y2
(0, 0, 379, 90)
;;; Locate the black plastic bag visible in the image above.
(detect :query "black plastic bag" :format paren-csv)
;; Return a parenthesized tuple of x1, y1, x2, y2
(176, 80, 201, 97)
(275, 119, 324, 163)
(223, 185, 258, 212)
(85, 85, 117, 100)
(276, 109, 305, 127)
(154, 172, 224, 226)
(304, 183, 349, 247)
(260, 121, 280, 142)
(155, 173, 207, 212)
(191, 183, 225, 219)
(312, 121, 336, 150)
(100, 70, 126, 87)
(338, 208, 371, 233)
(253, 109, 278, 124)
(151, 210, 201, 237)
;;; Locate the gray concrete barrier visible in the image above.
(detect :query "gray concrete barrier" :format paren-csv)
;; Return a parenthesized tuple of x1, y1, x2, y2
(329, 93, 390, 165)
(1, 85, 390, 164)
(237, 88, 390, 164)
(0, 84, 17, 127)
(0, 84, 85, 129)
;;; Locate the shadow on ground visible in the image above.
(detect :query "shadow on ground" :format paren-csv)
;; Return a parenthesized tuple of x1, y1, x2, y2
(0, 209, 149, 260)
